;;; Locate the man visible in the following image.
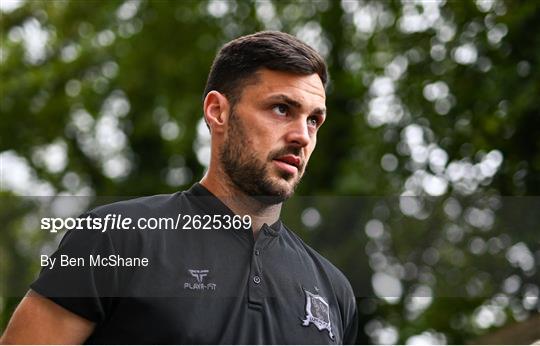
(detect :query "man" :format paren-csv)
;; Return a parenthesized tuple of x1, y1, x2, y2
(1, 31, 358, 344)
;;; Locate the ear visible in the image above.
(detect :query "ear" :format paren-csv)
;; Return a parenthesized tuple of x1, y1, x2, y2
(203, 91, 230, 134)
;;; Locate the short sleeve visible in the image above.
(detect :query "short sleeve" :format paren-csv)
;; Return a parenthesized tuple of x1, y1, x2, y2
(30, 213, 119, 323)
(343, 298, 359, 344)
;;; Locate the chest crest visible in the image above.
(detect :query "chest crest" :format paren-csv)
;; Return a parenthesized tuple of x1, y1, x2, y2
(301, 289, 335, 340)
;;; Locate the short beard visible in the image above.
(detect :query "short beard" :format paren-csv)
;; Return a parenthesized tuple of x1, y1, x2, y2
(219, 110, 303, 205)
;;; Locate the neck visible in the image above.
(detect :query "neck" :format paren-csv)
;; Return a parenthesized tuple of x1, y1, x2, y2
(200, 172, 282, 238)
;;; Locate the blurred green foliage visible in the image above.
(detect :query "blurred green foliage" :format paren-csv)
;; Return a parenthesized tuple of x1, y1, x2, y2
(1, 0, 539, 343)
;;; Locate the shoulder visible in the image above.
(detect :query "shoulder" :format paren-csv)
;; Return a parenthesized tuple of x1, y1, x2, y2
(62, 191, 191, 250)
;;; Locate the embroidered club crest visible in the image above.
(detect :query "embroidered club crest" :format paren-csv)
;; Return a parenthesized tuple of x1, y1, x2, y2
(301, 289, 335, 340)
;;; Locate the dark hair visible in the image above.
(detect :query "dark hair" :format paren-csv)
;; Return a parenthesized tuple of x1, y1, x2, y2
(203, 31, 328, 105)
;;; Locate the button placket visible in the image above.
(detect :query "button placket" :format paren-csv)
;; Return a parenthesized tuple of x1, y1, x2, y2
(247, 224, 278, 304)
(247, 227, 268, 304)
(251, 244, 263, 287)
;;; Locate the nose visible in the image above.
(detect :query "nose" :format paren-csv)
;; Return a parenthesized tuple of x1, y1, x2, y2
(284, 117, 311, 148)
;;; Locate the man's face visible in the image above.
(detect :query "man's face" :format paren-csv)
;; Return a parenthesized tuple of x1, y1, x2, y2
(220, 69, 326, 204)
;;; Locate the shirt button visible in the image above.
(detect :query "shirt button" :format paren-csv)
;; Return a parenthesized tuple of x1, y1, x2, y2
(255, 249, 260, 256)
(253, 275, 261, 284)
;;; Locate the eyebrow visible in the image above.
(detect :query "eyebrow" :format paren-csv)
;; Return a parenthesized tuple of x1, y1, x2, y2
(265, 94, 326, 117)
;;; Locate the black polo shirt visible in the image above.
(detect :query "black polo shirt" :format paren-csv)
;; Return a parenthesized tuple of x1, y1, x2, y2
(31, 183, 358, 344)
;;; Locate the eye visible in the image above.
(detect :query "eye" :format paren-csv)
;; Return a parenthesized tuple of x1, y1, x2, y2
(307, 116, 320, 128)
(272, 104, 288, 117)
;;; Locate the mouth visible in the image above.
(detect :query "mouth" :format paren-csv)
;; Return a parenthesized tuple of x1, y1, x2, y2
(273, 155, 301, 175)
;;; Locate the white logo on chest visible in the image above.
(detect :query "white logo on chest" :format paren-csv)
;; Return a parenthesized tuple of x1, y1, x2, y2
(184, 269, 216, 290)
(301, 289, 335, 340)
